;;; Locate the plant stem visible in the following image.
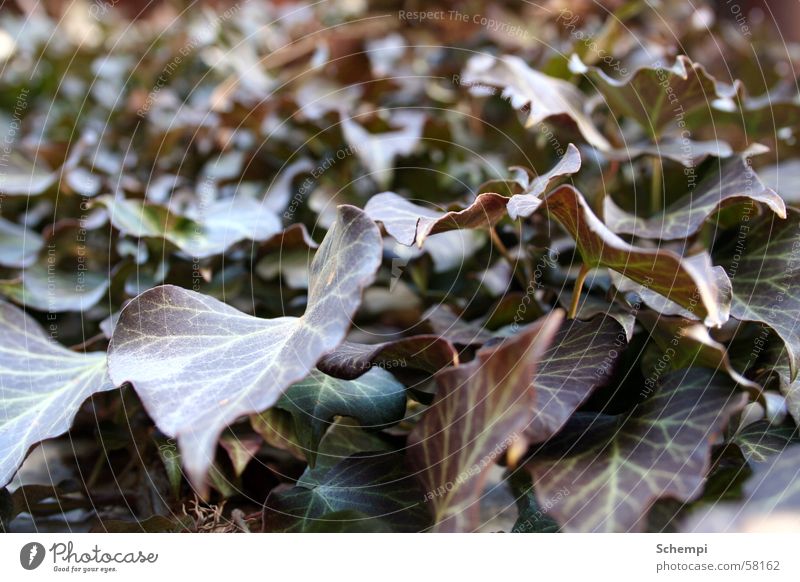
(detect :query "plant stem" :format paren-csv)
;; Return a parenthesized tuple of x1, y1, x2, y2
(489, 227, 529, 289)
(568, 264, 590, 319)
(650, 155, 662, 213)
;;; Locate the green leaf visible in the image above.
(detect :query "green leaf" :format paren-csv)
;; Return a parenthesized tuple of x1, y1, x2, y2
(527, 369, 747, 532)
(408, 311, 564, 532)
(276, 368, 406, 466)
(96, 194, 282, 259)
(507, 470, 561, 533)
(0, 217, 43, 268)
(462, 54, 611, 150)
(263, 453, 430, 532)
(544, 185, 731, 326)
(0, 301, 115, 487)
(0, 264, 110, 312)
(604, 157, 785, 240)
(731, 421, 800, 464)
(107, 205, 382, 489)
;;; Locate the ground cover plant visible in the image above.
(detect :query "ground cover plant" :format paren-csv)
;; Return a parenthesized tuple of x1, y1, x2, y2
(1, 0, 799, 533)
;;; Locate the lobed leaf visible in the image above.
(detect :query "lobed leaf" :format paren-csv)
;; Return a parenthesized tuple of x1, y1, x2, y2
(718, 211, 800, 379)
(263, 453, 430, 532)
(365, 191, 509, 248)
(276, 368, 406, 465)
(407, 310, 564, 532)
(462, 54, 611, 150)
(96, 194, 283, 259)
(604, 157, 785, 240)
(0, 301, 115, 487)
(107, 205, 382, 489)
(544, 185, 731, 326)
(569, 54, 740, 137)
(528, 369, 747, 532)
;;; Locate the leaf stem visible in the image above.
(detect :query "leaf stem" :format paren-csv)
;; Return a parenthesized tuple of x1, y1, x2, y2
(650, 155, 663, 213)
(489, 227, 529, 289)
(568, 264, 590, 319)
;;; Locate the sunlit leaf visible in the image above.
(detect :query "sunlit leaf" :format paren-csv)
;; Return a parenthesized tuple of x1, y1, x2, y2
(96, 194, 283, 259)
(365, 191, 509, 248)
(0, 265, 110, 312)
(340, 111, 426, 188)
(107, 205, 382, 489)
(507, 144, 582, 219)
(462, 54, 611, 150)
(0, 301, 115, 487)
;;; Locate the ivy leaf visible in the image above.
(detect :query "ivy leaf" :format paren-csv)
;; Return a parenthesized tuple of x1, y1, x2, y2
(107, 205, 382, 489)
(422, 304, 496, 346)
(0, 301, 115, 487)
(0, 265, 110, 313)
(507, 471, 561, 533)
(506, 143, 582, 219)
(462, 54, 611, 150)
(639, 312, 759, 390)
(569, 54, 740, 137)
(0, 217, 43, 268)
(250, 408, 306, 461)
(544, 185, 731, 326)
(686, 444, 800, 532)
(0, 152, 56, 196)
(408, 311, 564, 532)
(528, 316, 625, 443)
(263, 453, 430, 532)
(340, 111, 426, 188)
(276, 368, 406, 466)
(364, 191, 509, 248)
(527, 369, 746, 532)
(317, 335, 459, 380)
(768, 351, 800, 426)
(730, 421, 799, 464)
(219, 434, 262, 477)
(96, 194, 283, 258)
(717, 211, 800, 379)
(298, 418, 394, 486)
(603, 139, 733, 167)
(604, 157, 785, 240)
(610, 256, 731, 323)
